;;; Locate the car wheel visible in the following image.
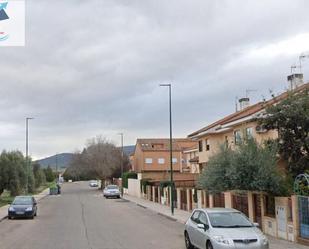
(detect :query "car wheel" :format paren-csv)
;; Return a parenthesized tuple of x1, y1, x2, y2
(8, 216, 12, 220)
(206, 241, 213, 249)
(184, 232, 194, 249)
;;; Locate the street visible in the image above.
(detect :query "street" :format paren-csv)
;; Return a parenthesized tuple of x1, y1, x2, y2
(0, 182, 185, 249)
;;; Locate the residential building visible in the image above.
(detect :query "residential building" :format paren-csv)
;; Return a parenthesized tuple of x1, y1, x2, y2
(132, 138, 196, 175)
(188, 74, 308, 170)
(183, 145, 200, 173)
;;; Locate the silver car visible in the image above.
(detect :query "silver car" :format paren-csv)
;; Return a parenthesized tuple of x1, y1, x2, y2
(184, 208, 269, 249)
(103, 185, 121, 198)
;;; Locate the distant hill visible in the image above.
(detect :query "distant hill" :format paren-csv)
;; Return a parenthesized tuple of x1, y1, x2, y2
(35, 146, 135, 170)
(35, 153, 74, 170)
(122, 145, 135, 156)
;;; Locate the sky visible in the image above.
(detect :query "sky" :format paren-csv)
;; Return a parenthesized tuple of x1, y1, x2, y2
(0, 0, 309, 159)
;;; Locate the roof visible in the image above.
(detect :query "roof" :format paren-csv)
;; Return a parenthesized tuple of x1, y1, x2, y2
(188, 82, 309, 138)
(183, 145, 198, 152)
(198, 208, 239, 213)
(136, 138, 196, 152)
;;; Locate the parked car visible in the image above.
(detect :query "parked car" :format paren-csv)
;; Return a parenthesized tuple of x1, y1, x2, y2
(8, 196, 37, 219)
(89, 180, 98, 187)
(103, 185, 121, 198)
(184, 208, 269, 249)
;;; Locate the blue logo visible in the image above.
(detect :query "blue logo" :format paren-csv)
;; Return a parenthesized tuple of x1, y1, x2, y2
(0, 2, 9, 41)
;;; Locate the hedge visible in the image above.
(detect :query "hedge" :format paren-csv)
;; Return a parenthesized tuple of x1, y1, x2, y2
(122, 171, 137, 189)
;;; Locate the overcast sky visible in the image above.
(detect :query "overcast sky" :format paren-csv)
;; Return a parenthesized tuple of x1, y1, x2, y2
(1, 0, 309, 159)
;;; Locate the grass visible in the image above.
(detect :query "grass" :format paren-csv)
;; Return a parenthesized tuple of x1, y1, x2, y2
(33, 181, 56, 194)
(0, 191, 14, 207)
(0, 181, 56, 207)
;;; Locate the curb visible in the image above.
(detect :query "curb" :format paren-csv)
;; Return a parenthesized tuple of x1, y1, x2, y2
(122, 196, 187, 224)
(0, 214, 8, 222)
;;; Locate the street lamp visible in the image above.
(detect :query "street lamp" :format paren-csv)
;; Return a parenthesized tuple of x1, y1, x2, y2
(25, 117, 34, 194)
(159, 83, 174, 216)
(118, 132, 124, 197)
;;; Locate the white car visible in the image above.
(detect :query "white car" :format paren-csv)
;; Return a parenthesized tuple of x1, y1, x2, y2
(184, 208, 269, 249)
(103, 185, 121, 198)
(89, 180, 98, 187)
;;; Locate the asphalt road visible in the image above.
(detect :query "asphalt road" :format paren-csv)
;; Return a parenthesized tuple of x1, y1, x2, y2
(0, 182, 185, 249)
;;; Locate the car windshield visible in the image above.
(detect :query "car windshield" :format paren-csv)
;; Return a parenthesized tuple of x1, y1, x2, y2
(12, 197, 32, 205)
(208, 212, 253, 228)
(107, 185, 118, 190)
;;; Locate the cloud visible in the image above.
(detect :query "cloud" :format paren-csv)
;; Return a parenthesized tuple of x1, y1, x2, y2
(0, 0, 309, 158)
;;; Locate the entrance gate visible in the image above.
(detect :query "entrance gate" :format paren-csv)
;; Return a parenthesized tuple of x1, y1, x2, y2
(299, 196, 309, 239)
(294, 174, 309, 240)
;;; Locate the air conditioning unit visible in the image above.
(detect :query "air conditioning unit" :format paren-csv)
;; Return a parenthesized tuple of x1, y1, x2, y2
(255, 125, 267, 133)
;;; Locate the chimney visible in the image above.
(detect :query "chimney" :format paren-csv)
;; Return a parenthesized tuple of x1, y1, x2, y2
(288, 73, 303, 90)
(239, 97, 250, 111)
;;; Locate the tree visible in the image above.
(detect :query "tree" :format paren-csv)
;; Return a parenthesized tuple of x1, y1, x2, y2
(198, 139, 285, 195)
(85, 136, 124, 183)
(261, 90, 309, 177)
(63, 136, 127, 183)
(44, 166, 55, 182)
(198, 145, 233, 193)
(0, 150, 27, 196)
(33, 162, 46, 188)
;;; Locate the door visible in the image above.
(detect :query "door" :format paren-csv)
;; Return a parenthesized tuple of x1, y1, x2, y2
(253, 194, 262, 228)
(277, 206, 287, 240)
(299, 196, 309, 239)
(195, 212, 210, 249)
(187, 211, 200, 247)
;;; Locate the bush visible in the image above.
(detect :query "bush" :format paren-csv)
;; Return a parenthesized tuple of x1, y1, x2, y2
(198, 139, 286, 195)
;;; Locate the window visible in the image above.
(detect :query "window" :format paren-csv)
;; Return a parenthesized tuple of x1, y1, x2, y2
(191, 211, 200, 223)
(234, 130, 242, 145)
(225, 136, 229, 148)
(152, 143, 164, 149)
(198, 212, 208, 225)
(158, 158, 165, 164)
(145, 158, 153, 164)
(205, 139, 210, 151)
(198, 140, 203, 152)
(172, 158, 178, 164)
(246, 127, 254, 139)
(265, 195, 275, 217)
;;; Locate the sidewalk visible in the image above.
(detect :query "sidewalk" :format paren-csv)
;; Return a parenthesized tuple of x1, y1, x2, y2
(0, 188, 50, 222)
(123, 194, 309, 249)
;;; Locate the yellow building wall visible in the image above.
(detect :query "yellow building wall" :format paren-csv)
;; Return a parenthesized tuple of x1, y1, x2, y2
(198, 121, 279, 164)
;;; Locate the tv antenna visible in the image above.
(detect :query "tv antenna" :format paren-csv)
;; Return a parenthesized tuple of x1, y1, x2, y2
(246, 89, 257, 98)
(299, 52, 309, 73)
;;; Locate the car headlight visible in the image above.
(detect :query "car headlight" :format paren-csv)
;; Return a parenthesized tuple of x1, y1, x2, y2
(8, 207, 14, 211)
(25, 207, 33, 211)
(213, 235, 230, 245)
(261, 235, 269, 245)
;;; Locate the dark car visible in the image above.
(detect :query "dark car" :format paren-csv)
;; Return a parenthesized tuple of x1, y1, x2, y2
(8, 196, 37, 219)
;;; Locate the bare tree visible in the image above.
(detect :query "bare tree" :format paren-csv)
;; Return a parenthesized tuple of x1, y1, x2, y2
(85, 136, 122, 185)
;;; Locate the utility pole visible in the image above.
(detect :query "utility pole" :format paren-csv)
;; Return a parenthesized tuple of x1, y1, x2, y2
(118, 133, 124, 197)
(25, 117, 34, 194)
(159, 83, 174, 216)
(56, 153, 58, 181)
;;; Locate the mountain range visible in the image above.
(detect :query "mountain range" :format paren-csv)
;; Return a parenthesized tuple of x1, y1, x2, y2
(35, 145, 135, 169)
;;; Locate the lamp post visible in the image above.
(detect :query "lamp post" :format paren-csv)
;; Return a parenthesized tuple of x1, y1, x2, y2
(118, 133, 124, 197)
(26, 117, 34, 194)
(159, 83, 174, 216)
